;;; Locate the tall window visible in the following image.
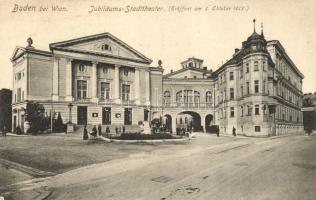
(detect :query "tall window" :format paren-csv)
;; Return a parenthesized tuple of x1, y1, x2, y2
(77, 80, 87, 99)
(230, 88, 234, 100)
(122, 84, 130, 101)
(164, 91, 171, 105)
(100, 82, 110, 100)
(17, 88, 21, 102)
(206, 91, 212, 103)
(230, 107, 235, 118)
(194, 91, 200, 106)
(246, 82, 250, 94)
(263, 80, 266, 93)
(230, 72, 234, 80)
(240, 85, 244, 97)
(241, 106, 244, 117)
(246, 63, 249, 73)
(240, 67, 243, 78)
(254, 80, 259, 93)
(263, 61, 266, 71)
(247, 105, 252, 116)
(254, 61, 259, 71)
(255, 105, 260, 115)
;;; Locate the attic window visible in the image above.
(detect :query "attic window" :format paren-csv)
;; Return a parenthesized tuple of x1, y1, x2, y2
(78, 64, 86, 72)
(101, 44, 111, 51)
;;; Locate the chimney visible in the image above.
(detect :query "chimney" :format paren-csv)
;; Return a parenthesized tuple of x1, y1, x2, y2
(235, 48, 239, 53)
(170, 69, 173, 73)
(203, 67, 207, 71)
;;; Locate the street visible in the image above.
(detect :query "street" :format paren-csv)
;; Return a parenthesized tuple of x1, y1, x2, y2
(1, 133, 316, 200)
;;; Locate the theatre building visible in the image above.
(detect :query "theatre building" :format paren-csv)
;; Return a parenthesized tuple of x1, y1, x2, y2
(11, 33, 163, 132)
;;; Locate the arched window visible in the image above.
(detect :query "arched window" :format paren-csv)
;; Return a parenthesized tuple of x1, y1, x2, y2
(78, 64, 85, 72)
(101, 44, 111, 51)
(194, 91, 200, 105)
(176, 91, 182, 103)
(163, 91, 171, 106)
(206, 91, 212, 103)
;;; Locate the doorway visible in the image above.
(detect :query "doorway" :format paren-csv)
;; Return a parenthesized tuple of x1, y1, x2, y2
(124, 108, 132, 125)
(77, 106, 87, 125)
(102, 107, 111, 125)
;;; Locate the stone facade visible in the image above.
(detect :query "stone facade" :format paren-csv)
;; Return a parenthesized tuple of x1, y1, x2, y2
(11, 24, 304, 136)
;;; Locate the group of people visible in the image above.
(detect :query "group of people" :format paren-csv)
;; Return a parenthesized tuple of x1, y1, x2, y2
(83, 125, 110, 140)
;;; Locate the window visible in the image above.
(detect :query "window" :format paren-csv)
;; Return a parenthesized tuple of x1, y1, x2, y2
(240, 67, 243, 78)
(123, 69, 129, 76)
(263, 80, 266, 93)
(206, 91, 212, 103)
(16, 73, 21, 80)
(230, 88, 234, 100)
(77, 80, 87, 99)
(103, 66, 108, 74)
(255, 126, 261, 132)
(164, 91, 171, 105)
(230, 72, 234, 80)
(241, 106, 244, 117)
(122, 84, 130, 101)
(254, 80, 259, 93)
(246, 82, 250, 94)
(17, 88, 21, 102)
(255, 105, 260, 115)
(78, 64, 85, 72)
(254, 61, 259, 71)
(230, 107, 235, 118)
(184, 76, 187, 79)
(263, 61, 266, 71)
(100, 82, 110, 100)
(240, 85, 244, 97)
(194, 91, 200, 105)
(246, 63, 249, 73)
(193, 76, 197, 79)
(247, 105, 252, 116)
(101, 44, 111, 51)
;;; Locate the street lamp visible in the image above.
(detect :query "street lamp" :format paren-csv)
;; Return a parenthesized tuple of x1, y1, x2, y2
(68, 103, 73, 123)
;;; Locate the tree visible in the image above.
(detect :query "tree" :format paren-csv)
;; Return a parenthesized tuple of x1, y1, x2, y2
(26, 101, 46, 133)
(54, 112, 66, 132)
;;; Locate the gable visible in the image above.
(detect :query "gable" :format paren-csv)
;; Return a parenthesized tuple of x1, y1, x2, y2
(11, 47, 26, 61)
(49, 33, 152, 64)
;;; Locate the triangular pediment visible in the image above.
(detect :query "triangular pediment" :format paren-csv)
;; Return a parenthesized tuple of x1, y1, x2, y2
(11, 47, 26, 61)
(49, 33, 152, 64)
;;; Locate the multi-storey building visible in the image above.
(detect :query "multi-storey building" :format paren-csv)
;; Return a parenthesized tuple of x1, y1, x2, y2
(11, 20, 304, 136)
(11, 33, 163, 132)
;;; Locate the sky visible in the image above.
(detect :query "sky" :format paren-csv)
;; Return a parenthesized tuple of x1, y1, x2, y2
(0, 0, 315, 93)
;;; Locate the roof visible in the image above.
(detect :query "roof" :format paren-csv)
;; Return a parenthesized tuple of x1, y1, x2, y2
(49, 32, 152, 64)
(11, 46, 52, 62)
(163, 66, 212, 78)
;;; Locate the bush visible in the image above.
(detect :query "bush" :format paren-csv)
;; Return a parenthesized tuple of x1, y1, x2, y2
(26, 102, 46, 133)
(54, 112, 66, 132)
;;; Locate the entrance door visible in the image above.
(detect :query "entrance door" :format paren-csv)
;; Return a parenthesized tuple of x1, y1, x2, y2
(124, 108, 132, 125)
(13, 116, 16, 132)
(77, 106, 87, 125)
(102, 107, 111, 125)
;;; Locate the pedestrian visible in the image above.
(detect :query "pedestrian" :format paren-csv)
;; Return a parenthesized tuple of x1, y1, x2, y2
(106, 126, 110, 137)
(91, 125, 97, 137)
(115, 126, 118, 135)
(98, 124, 102, 136)
(2, 126, 7, 137)
(217, 127, 220, 137)
(83, 125, 88, 140)
(233, 126, 236, 136)
(122, 126, 126, 134)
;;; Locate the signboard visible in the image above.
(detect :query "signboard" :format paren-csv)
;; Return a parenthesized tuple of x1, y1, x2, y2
(92, 113, 98, 117)
(115, 113, 121, 118)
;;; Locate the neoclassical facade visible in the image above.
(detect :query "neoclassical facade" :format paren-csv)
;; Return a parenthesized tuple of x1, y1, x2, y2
(11, 33, 163, 132)
(11, 21, 304, 136)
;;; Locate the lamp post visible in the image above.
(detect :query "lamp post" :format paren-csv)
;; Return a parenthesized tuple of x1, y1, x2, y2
(68, 103, 73, 124)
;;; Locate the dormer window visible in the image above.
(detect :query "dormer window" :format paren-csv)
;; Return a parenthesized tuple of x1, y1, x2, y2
(101, 44, 111, 51)
(78, 64, 86, 72)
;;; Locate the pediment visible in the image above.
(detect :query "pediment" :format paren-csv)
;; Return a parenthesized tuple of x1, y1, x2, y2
(165, 68, 210, 79)
(49, 33, 152, 64)
(11, 47, 26, 61)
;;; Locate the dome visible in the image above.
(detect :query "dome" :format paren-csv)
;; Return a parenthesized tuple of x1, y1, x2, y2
(247, 31, 264, 42)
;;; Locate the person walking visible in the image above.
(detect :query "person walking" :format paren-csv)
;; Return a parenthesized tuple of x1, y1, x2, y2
(106, 126, 110, 137)
(83, 125, 88, 140)
(98, 124, 102, 136)
(233, 126, 236, 136)
(91, 125, 97, 137)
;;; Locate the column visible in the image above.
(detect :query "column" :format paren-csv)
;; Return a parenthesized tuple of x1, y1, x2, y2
(52, 57, 59, 101)
(145, 70, 150, 105)
(65, 58, 73, 101)
(91, 61, 98, 103)
(114, 65, 121, 104)
(134, 68, 140, 105)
